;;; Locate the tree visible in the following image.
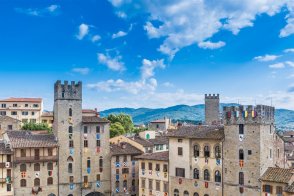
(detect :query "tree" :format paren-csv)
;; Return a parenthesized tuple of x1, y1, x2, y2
(107, 113, 134, 133)
(110, 122, 125, 138)
(22, 122, 52, 133)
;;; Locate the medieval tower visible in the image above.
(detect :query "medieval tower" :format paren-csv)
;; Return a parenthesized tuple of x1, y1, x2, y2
(205, 94, 220, 125)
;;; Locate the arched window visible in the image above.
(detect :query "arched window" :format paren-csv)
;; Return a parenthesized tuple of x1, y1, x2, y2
(239, 149, 244, 160)
(20, 164, 26, 172)
(69, 108, 72, 116)
(99, 156, 103, 172)
(194, 145, 200, 157)
(34, 163, 40, 171)
(204, 195, 209, 196)
(193, 168, 199, 179)
(215, 145, 221, 159)
(47, 177, 53, 185)
(20, 179, 26, 187)
(193, 193, 199, 196)
(67, 156, 73, 162)
(215, 170, 221, 182)
(204, 169, 210, 181)
(47, 162, 53, 170)
(239, 172, 244, 185)
(174, 189, 179, 196)
(184, 191, 189, 196)
(115, 181, 119, 188)
(204, 145, 210, 157)
(34, 178, 40, 186)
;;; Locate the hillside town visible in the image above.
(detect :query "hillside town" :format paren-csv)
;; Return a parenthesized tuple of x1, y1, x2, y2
(0, 81, 292, 196)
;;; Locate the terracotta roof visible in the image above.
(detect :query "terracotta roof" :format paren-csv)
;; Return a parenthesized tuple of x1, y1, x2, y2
(149, 136, 168, 145)
(285, 182, 294, 193)
(6, 131, 58, 148)
(41, 111, 53, 117)
(0, 98, 42, 103)
(130, 136, 154, 147)
(135, 151, 169, 161)
(167, 125, 224, 140)
(82, 116, 109, 123)
(0, 115, 21, 122)
(260, 167, 293, 183)
(0, 141, 12, 154)
(110, 143, 143, 156)
(284, 131, 294, 137)
(82, 109, 97, 113)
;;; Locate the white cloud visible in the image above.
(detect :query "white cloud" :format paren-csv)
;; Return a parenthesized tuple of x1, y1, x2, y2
(286, 61, 294, 67)
(109, 0, 293, 58)
(112, 31, 127, 39)
(254, 54, 280, 62)
(141, 59, 166, 80)
(97, 53, 125, 71)
(162, 82, 174, 87)
(76, 24, 89, 40)
(72, 67, 90, 75)
(269, 62, 285, 69)
(198, 41, 226, 49)
(280, 2, 294, 37)
(284, 48, 294, 53)
(15, 4, 60, 16)
(91, 35, 101, 42)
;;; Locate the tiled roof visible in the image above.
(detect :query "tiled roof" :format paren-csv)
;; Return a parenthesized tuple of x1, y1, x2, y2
(0, 98, 42, 103)
(0, 141, 12, 154)
(0, 115, 21, 122)
(6, 131, 58, 148)
(167, 125, 224, 140)
(110, 143, 143, 156)
(149, 136, 168, 145)
(135, 151, 169, 161)
(41, 111, 53, 117)
(82, 116, 109, 123)
(130, 136, 154, 147)
(284, 131, 294, 137)
(82, 109, 97, 113)
(260, 167, 293, 183)
(285, 182, 294, 193)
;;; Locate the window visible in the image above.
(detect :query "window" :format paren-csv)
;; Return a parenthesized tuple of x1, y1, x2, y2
(239, 149, 244, 160)
(1, 104, 6, 108)
(31, 112, 35, 116)
(175, 168, 185, 177)
(33, 104, 39, 108)
(116, 156, 119, 162)
(7, 169, 11, 177)
(20, 179, 26, 187)
(47, 162, 53, 170)
(96, 126, 100, 133)
(215, 145, 221, 159)
(148, 179, 153, 190)
(248, 150, 252, 155)
(270, 149, 272, 159)
(48, 148, 53, 156)
(163, 182, 168, 192)
(11, 111, 17, 115)
(84, 176, 88, 184)
(22, 111, 28, 115)
(96, 140, 100, 147)
(122, 168, 129, 174)
(204, 145, 210, 157)
(276, 186, 283, 194)
(123, 155, 127, 162)
(84, 140, 88, 148)
(13, 104, 17, 107)
(7, 184, 11, 192)
(7, 155, 11, 162)
(155, 164, 160, 171)
(193, 193, 199, 196)
(193, 168, 199, 179)
(84, 126, 88, 134)
(34, 163, 40, 171)
(263, 185, 272, 193)
(178, 147, 183, 156)
(68, 126, 73, 140)
(96, 174, 101, 181)
(215, 170, 221, 182)
(34, 178, 40, 186)
(47, 177, 53, 185)
(141, 162, 145, 170)
(115, 181, 119, 188)
(123, 180, 127, 188)
(69, 176, 74, 183)
(174, 189, 179, 196)
(0, 111, 6, 115)
(194, 145, 200, 157)
(178, 139, 182, 143)
(69, 140, 74, 148)
(20, 164, 26, 172)
(25, 104, 28, 107)
(239, 172, 244, 185)
(148, 162, 152, 170)
(163, 164, 168, 172)
(184, 191, 189, 196)
(99, 156, 103, 172)
(69, 108, 72, 116)
(141, 178, 145, 188)
(204, 169, 210, 181)
(87, 158, 91, 168)
(68, 163, 73, 173)
(156, 180, 160, 191)
(239, 124, 244, 134)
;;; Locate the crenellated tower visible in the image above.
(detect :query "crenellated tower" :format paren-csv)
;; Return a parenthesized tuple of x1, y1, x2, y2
(205, 94, 220, 125)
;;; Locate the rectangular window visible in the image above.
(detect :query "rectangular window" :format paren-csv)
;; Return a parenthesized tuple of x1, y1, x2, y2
(84, 140, 88, 148)
(96, 174, 100, 181)
(123, 155, 127, 162)
(31, 112, 35, 116)
(22, 111, 28, 115)
(1, 104, 6, 108)
(178, 139, 182, 143)
(116, 156, 119, 162)
(163, 164, 168, 172)
(11, 111, 17, 115)
(7, 184, 11, 192)
(270, 149, 272, 159)
(239, 124, 244, 134)
(7, 169, 11, 177)
(248, 150, 252, 155)
(48, 148, 53, 156)
(25, 104, 28, 107)
(178, 147, 183, 156)
(276, 186, 283, 194)
(264, 185, 272, 193)
(30, 119, 36, 123)
(96, 126, 100, 133)
(156, 181, 160, 191)
(0, 111, 6, 116)
(96, 140, 100, 147)
(83, 176, 88, 183)
(175, 168, 185, 177)
(141, 178, 145, 188)
(33, 104, 39, 108)
(84, 126, 88, 134)
(155, 164, 160, 172)
(8, 125, 13, 130)
(69, 140, 74, 148)
(141, 162, 145, 170)
(122, 168, 129, 174)
(69, 176, 74, 183)
(7, 155, 11, 162)
(148, 162, 152, 170)
(13, 104, 17, 107)
(148, 179, 153, 190)
(21, 149, 26, 157)
(163, 182, 168, 192)
(87, 159, 91, 168)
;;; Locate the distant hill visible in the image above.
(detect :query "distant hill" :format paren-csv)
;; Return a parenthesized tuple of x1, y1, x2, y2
(100, 104, 294, 131)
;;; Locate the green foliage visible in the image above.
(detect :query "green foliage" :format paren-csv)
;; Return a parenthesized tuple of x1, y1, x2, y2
(110, 122, 125, 138)
(22, 122, 51, 133)
(132, 126, 148, 134)
(107, 113, 135, 138)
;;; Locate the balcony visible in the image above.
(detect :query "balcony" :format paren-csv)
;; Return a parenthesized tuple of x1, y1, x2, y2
(14, 156, 58, 163)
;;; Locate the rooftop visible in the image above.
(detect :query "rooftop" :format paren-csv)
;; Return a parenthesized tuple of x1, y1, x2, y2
(82, 109, 97, 114)
(285, 182, 294, 193)
(110, 142, 143, 156)
(129, 136, 154, 147)
(150, 119, 166, 123)
(41, 111, 53, 117)
(6, 130, 58, 148)
(167, 125, 224, 140)
(0, 97, 42, 103)
(260, 167, 293, 183)
(149, 136, 168, 145)
(0, 115, 21, 122)
(135, 151, 169, 161)
(82, 116, 109, 123)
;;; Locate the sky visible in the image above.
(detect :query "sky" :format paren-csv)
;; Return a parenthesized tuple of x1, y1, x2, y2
(0, 0, 294, 111)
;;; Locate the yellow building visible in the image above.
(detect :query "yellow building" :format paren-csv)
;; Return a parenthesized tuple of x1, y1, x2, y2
(136, 151, 169, 196)
(0, 98, 43, 124)
(41, 111, 54, 127)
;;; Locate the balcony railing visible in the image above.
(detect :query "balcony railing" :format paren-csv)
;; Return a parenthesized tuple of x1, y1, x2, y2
(14, 156, 58, 163)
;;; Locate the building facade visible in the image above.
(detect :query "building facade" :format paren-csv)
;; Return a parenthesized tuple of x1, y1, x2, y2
(0, 116, 21, 136)
(0, 141, 13, 196)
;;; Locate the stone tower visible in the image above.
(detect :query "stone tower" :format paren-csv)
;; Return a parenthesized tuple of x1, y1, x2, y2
(205, 94, 219, 125)
(53, 80, 83, 196)
(222, 105, 284, 196)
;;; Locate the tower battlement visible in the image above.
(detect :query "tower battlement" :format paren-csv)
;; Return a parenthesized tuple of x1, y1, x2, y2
(223, 104, 274, 125)
(54, 80, 82, 101)
(205, 94, 219, 99)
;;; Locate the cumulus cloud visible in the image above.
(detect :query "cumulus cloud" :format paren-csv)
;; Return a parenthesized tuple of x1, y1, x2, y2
(76, 24, 89, 40)
(254, 54, 280, 62)
(284, 48, 294, 53)
(141, 59, 166, 80)
(91, 35, 101, 42)
(269, 62, 285, 69)
(286, 61, 294, 68)
(162, 82, 174, 87)
(198, 41, 226, 49)
(112, 31, 127, 39)
(15, 4, 60, 16)
(97, 53, 125, 71)
(109, 0, 294, 58)
(72, 67, 90, 75)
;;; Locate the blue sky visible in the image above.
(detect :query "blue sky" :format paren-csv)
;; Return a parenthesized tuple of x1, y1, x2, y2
(0, 0, 294, 110)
